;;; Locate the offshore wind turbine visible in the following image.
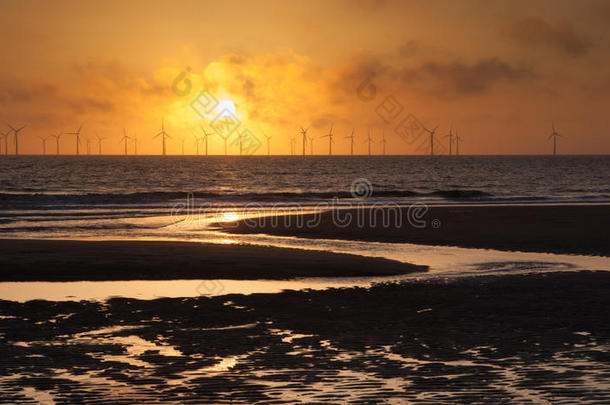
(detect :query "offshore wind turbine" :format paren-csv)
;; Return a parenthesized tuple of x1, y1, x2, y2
(153, 119, 171, 155)
(192, 132, 201, 155)
(119, 129, 131, 156)
(443, 126, 453, 155)
(1, 130, 10, 155)
(52, 132, 62, 155)
(381, 130, 387, 156)
(95, 134, 106, 155)
(365, 128, 374, 156)
(7, 123, 26, 155)
(289, 138, 296, 155)
(300, 127, 309, 156)
(200, 126, 214, 156)
(38, 135, 51, 155)
(345, 128, 355, 156)
(321, 125, 334, 155)
(548, 122, 562, 156)
(424, 125, 438, 156)
(65, 124, 83, 155)
(133, 133, 139, 155)
(263, 133, 272, 156)
(455, 130, 462, 155)
(310, 137, 314, 155)
(180, 137, 186, 155)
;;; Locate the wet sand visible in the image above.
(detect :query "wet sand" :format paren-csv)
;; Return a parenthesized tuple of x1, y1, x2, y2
(0, 239, 426, 281)
(1, 271, 609, 403)
(226, 204, 610, 256)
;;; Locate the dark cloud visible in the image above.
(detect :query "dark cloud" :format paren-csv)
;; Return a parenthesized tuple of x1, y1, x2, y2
(400, 58, 533, 96)
(506, 17, 592, 57)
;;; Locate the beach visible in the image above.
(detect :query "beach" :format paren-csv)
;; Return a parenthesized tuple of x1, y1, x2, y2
(0, 239, 425, 281)
(227, 204, 610, 256)
(2, 270, 609, 403)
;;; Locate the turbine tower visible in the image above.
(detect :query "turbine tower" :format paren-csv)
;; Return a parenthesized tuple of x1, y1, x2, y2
(200, 126, 214, 156)
(263, 133, 272, 156)
(321, 125, 334, 155)
(289, 138, 296, 155)
(1, 130, 10, 155)
(7, 124, 26, 155)
(548, 122, 562, 156)
(444, 126, 453, 155)
(65, 124, 83, 155)
(39, 135, 51, 155)
(310, 137, 314, 155)
(455, 130, 461, 156)
(193, 132, 201, 155)
(52, 132, 62, 155)
(300, 127, 308, 156)
(86, 138, 92, 155)
(381, 130, 387, 156)
(180, 137, 185, 155)
(424, 125, 438, 156)
(345, 128, 355, 156)
(120, 129, 131, 156)
(365, 128, 374, 156)
(133, 133, 139, 155)
(96, 134, 106, 155)
(153, 120, 171, 155)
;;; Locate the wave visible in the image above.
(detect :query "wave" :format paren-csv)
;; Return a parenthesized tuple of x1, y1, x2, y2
(0, 189, 497, 205)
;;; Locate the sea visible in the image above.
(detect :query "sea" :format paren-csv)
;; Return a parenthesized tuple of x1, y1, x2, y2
(1, 155, 609, 239)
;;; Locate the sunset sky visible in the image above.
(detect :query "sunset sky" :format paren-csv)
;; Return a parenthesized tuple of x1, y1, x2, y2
(1, 0, 609, 155)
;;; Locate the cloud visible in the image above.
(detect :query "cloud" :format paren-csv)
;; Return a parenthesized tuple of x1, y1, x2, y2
(399, 58, 533, 96)
(506, 17, 592, 57)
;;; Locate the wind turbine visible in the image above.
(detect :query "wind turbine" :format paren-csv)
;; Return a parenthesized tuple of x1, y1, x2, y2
(443, 126, 453, 155)
(119, 129, 131, 156)
(236, 132, 245, 156)
(345, 128, 355, 156)
(321, 125, 334, 155)
(85, 137, 92, 155)
(65, 124, 83, 155)
(548, 122, 562, 156)
(153, 119, 171, 155)
(200, 126, 214, 156)
(263, 133, 272, 156)
(365, 127, 374, 156)
(381, 130, 387, 156)
(193, 132, 201, 155)
(95, 134, 106, 155)
(310, 136, 314, 155)
(1, 130, 10, 155)
(289, 138, 296, 155)
(38, 135, 51, 155)
(52, 132, 62, 155)
(7, 124, 26, 155)
(180, 137, 185, 155)
(455, 130, 462, 156)
(133, 133, 139, 155)
(300, 127, 309, 156)
(424, 125, 438, 156)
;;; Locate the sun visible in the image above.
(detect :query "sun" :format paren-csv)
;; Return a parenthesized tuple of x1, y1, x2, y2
(217, 99, 237, 115)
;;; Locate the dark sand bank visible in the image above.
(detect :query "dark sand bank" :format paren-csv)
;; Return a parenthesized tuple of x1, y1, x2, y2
(0, 239, 426, 282)
(1, 271, 609, 403)
(226, 204, 610, 256)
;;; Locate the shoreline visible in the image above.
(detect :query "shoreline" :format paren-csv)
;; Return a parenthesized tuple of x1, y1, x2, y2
(226, 204, 610, 256)
(2, 271, 609, 403)
(0, 239, 426, 282)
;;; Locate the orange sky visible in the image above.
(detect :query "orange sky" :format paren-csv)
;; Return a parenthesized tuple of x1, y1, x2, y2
(1, 0, 609, 155)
